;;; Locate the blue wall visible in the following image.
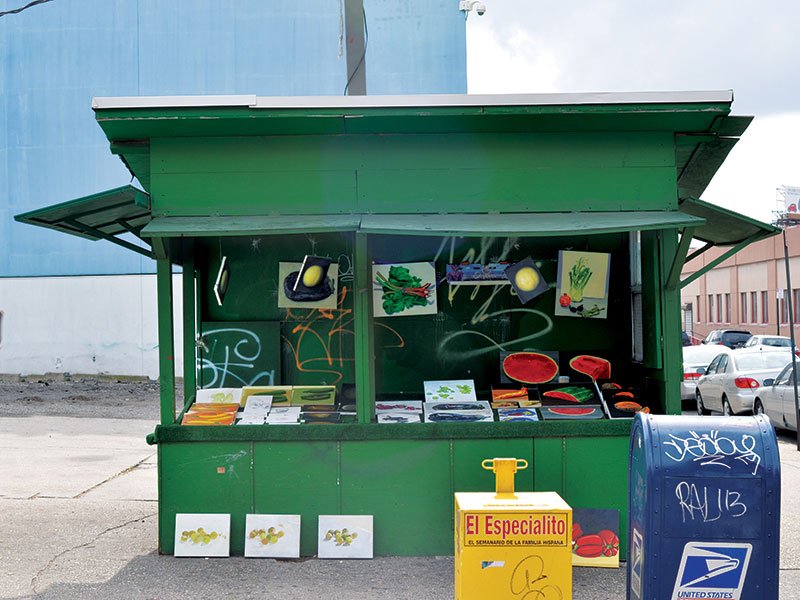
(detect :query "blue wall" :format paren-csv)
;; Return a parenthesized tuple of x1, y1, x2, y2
(1, 0, 466, 277)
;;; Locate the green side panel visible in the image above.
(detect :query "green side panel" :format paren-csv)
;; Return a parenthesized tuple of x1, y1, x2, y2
(452, 438, 534, 493)
(199, 321, 282, 388)
(253, 441, 339, 556)
(356, 167, 676, 213)
(533, 437, 565, 496)
(159, 442, 254, 555)
(153, 171, 359, 215)
(563, 436, 630, 559)
(150, 132, 676, 216)
(339, 440, 452, 556)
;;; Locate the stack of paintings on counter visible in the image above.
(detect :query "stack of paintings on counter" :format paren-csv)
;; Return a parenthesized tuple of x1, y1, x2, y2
(182, 384, 356, 426)
(423, 380, 491, 423)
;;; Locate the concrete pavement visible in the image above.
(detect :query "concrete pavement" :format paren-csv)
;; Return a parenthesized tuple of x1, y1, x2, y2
(1, 413, 799, 599)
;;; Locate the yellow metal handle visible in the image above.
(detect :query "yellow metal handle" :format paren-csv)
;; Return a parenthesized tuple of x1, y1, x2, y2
(481, 457, 528, 499)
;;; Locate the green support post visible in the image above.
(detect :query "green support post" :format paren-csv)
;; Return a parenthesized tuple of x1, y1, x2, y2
(353, 232, 375, 423)
(182, 251, 196, 404)
(156, 253, 176, 425)
(660, 230, 683, 414)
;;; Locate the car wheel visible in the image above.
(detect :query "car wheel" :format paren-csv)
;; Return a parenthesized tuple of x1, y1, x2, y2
(696, 391, 709, 416)
(722, 397, 732, 417)
(754, 399, 765, 417)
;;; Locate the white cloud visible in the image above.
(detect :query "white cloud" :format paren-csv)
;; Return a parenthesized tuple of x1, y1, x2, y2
(467, 23, 559, 94)
(466, 1, 800, 224)
(704, 114, 800, 223)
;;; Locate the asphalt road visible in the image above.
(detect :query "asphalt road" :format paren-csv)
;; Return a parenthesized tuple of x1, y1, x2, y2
(0, 380, 799, 599)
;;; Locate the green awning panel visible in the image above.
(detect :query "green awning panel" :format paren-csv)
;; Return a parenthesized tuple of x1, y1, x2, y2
(678, 197, 780, 246)
(141, 215, 362, 237)
(360, 211, 705, 237)
(677, 197, 781, 289)
(14, 185, 153, 258)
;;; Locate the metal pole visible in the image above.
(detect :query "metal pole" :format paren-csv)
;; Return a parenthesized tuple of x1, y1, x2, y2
(344, 0, 366, 95)
(782, 229, 800, 451)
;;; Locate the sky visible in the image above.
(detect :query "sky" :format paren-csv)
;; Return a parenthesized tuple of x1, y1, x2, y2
(464, 0, 800, 224)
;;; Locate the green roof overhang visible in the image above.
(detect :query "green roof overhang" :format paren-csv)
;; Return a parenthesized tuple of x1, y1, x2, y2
(92, 91, 743, 197)
(675, 197, 781, 289)
(359, 211, 704, 237)
(14, 185, 154, 259)
(141, 215, 361, 238)
(138, 210, 703, 239)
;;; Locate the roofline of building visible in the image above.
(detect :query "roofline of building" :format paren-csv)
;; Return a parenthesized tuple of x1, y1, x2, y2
(92, 90, 734, 111)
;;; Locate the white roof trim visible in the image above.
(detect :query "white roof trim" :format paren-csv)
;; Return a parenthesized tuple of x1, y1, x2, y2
(93, 95, 258, 109)
(93, 90, 734, 111)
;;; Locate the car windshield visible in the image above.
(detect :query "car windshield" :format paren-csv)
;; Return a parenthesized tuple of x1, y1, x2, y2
(761, 337, 792, 347)
(734, 352, 792, 371)
(721, 332, 752, 347)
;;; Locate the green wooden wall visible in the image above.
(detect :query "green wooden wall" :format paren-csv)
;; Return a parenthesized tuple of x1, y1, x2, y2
(158, 434, 630, 558)
(149, 132, 677, 216)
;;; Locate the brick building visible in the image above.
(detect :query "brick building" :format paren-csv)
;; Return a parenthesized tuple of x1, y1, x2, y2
(681, 224, 800, 341)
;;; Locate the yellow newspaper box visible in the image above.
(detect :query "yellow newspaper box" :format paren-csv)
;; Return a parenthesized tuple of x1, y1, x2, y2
(454, 458, 572, 600)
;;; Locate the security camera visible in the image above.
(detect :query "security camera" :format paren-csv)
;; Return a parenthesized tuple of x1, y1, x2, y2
(459, 1, 487, 16)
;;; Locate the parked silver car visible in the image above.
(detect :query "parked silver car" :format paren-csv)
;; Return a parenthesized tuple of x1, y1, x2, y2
(753, 362, 799, 431)
(695, 348, 793, 416)
(682, 344, 728, 401)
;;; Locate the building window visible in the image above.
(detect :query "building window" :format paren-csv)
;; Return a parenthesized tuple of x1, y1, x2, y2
(724, 294, 731, 323)
(716, 294, 723, 323)
(794, 289, 800, 323)
(751, 291, 758, 324)
(762, 291, 769, 323)
(781, 290, 789, 324)
(740, 292, 747, 323)
(696, 295, 701, 323)
(708, 294, 714, 322)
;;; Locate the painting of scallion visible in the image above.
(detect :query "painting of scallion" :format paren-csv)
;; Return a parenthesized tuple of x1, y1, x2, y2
(555, 250, 610, 319)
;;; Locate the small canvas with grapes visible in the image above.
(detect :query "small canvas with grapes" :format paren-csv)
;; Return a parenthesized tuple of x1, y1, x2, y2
(317, 515, 374, 559)
(174, 513, 230, 557)
(244, 514, 301, 558)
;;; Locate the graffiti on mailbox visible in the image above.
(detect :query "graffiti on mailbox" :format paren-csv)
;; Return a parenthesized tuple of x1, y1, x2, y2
(674, 481, 748, 523)
(662, 430, 762, 475)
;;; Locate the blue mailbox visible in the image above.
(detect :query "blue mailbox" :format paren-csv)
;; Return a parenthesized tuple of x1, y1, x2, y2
(627, 413, 780, 600)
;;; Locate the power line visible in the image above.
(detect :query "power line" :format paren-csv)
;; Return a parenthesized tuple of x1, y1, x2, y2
(0, 0, 55, 18)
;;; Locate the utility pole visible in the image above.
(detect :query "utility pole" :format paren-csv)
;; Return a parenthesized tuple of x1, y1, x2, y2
(782, 229, 800, 451)
(344, 0, 366, 95)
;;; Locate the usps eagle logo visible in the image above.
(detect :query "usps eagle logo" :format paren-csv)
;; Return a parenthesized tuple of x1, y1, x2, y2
(672, 542, 752, 600)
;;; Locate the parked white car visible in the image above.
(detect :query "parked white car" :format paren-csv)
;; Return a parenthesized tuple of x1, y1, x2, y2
(695, 348, 793, 416)
(682, 344, 727, 401)
(742, 335, 794, 351)
(753, 362, 799, 432)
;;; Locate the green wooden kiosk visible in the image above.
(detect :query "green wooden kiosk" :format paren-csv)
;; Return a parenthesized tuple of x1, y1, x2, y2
(16, 91, 779, 557)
